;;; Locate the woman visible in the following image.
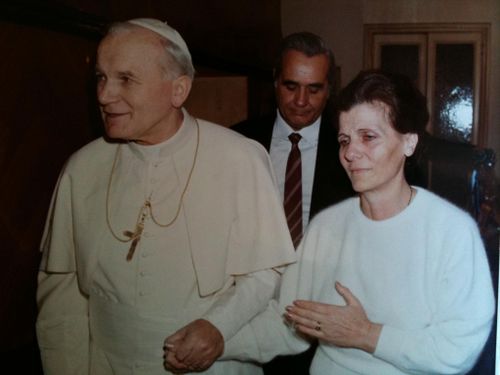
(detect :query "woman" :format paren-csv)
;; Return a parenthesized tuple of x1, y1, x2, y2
(224, 70, 495, 374)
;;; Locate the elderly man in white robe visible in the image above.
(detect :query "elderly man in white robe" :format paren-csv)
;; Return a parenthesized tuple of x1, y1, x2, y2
(36, 18, 295, 375)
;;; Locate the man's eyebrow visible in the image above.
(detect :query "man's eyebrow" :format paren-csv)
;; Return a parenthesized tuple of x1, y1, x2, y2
(308, 82, 325, 89)
(281, 79, 325, 89)
(281, 79, 298, 85)
(94, 67, 137, 77)
(117, 70, 136, 76)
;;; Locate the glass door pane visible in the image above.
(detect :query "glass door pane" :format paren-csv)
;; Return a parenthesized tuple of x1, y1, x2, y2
(380, 44, 420, 83)
(365, 25, 488, 146)
(372, 34, 426, 93)
(428, 32, 483, 145)
(433, 43, 474, 143)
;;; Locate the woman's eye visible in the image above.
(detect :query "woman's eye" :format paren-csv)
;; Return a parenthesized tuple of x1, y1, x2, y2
(363, 134, 376, 141)
(338, 138, 349, 146)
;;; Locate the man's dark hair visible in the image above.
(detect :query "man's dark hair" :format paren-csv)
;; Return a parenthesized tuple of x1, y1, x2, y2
(274, 31, 336, 89)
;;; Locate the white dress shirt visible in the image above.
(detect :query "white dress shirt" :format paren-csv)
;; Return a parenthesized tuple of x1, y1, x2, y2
(270, 110, 320, 227)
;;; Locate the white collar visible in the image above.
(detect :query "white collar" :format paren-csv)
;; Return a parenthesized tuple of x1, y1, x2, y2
(128, 108, 195, 161)
(274, 110, 321, 145)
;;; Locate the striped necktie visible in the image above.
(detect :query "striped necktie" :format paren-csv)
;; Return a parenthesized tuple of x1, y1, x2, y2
(284, 133, 302, 248)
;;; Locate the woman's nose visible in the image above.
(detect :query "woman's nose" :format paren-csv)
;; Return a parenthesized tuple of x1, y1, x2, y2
(343, 143, 361, 161)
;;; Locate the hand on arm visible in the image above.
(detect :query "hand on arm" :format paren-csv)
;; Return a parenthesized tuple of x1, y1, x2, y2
(163, 269, 279, 371)
(163, 319, 224, 373)
(285, 281, 382, 353)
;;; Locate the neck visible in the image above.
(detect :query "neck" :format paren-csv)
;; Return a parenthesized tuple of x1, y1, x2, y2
(135, 109, 184, 146)
(360, 181, 413, 220)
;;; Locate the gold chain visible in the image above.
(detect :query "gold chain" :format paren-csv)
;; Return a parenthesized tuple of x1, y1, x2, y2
(105, 120, 200, 244)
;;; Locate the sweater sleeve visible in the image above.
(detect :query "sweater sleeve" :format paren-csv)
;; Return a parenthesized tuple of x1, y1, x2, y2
(374, 219, 495, 374)
(202, 269, 280, 341)
(222, 262, 311, 362)
(222, 222, 326, 362)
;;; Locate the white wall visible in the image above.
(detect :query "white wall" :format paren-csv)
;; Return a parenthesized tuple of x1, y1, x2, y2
(282, 0, 500, 174)
(281, 0, 363, 88)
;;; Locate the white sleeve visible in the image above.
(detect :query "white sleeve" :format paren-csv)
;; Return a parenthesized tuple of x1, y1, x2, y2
(36, 271, 89, 375)
(374, 222, 495, 374)
(36, 168, 90, 375)
(202, 268, 281, 341)
(222, 226, 326, 362)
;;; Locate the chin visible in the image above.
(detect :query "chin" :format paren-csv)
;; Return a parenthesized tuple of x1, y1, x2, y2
(104, 121, 128, 136)
(349, 179, 369, 194)
(104, 128, 128, 141)
(290, 119, 314, 130)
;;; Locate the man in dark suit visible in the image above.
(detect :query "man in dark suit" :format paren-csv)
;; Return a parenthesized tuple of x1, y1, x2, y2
(232, 32, 354, 374)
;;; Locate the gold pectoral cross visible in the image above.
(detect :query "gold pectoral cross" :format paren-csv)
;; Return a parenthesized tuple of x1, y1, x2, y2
(124, 203, 149, 261)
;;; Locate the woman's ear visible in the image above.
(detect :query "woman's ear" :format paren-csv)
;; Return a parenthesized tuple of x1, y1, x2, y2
(404, 133, 418, 157)
(171, 75, 192, 108)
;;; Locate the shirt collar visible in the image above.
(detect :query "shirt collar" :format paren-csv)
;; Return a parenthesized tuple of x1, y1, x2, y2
(127, 108, 195, 162)
(274, 109, 321, 145)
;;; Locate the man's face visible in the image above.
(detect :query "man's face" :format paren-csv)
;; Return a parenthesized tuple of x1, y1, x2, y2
(95, 28, 180, 145)
(275, 50, 330, 130)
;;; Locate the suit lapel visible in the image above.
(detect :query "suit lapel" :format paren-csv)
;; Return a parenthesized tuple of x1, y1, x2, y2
(309, 115, 353, 219)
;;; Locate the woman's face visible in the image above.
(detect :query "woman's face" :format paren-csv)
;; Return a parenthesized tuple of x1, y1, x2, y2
(337, 101, 417, 195)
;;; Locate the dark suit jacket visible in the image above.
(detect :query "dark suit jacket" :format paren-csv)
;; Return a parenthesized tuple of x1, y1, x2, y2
(232, 113, 354, 220)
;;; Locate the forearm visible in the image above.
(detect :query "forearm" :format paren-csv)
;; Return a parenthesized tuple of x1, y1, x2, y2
(223, 261, 312, 363)
(202, 268, 280, 341)
(223, 299, 310, 363)
(36, 271, 89, 375)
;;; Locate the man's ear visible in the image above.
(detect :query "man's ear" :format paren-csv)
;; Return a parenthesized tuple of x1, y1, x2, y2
(171, 75, 192, 108)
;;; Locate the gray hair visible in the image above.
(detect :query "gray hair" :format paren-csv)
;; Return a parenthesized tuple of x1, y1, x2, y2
(275, 31, 335, 89)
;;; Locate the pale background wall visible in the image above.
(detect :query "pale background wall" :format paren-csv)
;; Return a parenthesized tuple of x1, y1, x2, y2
(281, 0, 500, 175)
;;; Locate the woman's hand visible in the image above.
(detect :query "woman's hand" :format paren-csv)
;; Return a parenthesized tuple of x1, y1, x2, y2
(284, 281, 382, 353)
